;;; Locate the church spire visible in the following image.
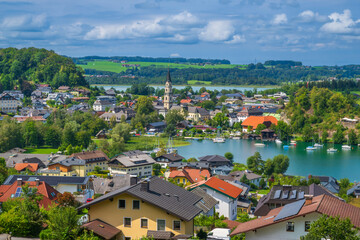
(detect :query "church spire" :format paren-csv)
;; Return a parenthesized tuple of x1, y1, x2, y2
(166, 68, 172, 82)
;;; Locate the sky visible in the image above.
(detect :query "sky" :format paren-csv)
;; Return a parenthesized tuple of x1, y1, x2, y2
(0, 0, 359, 65)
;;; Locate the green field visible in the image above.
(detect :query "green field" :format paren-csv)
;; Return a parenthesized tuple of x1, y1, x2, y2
(93, 136, 190, 152)
(77, 60, 247, 74)
(187, 80, 212, 85)
(24, 147, 58, 154)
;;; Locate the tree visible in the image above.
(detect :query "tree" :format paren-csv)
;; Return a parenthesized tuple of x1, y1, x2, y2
(44, 126, 61, 148)
(153, 163, 162, 176)
(333, 127, 345, 144)
(111, 123, 131, 143)
(201, 100, 216, 110)
(348, 129, 358, 145)
(40, 206, 80, 240)
(301, 215, 360, 240)
(302, 125, 312, 142)
(255, 124, 267, 135)
(224, 152, 234, 162)
(276, 121, 291, 141)
(213, 113, 229, 128)
(135, 96, 154, 115)
(197, 229, 207, 240)
(272, 154, 290, 174)
(165, 110, 184, 126)
(321, 130, 329, 143)
(263, 158, 275, 176)
(57, 192, 81, 208)
(246, 152, 264, 174)
(240, 174, 250, 185)
(0, 157, 8, 184)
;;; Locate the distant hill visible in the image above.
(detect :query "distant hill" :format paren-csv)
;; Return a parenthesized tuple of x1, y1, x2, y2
(0, 47, 87, 93)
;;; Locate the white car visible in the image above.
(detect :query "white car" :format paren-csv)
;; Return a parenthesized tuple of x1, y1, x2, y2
(207, 228, 231, 240)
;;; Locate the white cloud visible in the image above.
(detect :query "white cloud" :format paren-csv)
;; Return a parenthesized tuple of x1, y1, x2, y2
(272, 13, 287, 25)
(299, 10, 315, 22)
(225, 34, 246, 44)
(198, 21, 235, 42)
(1, 14, 47, 31)
(165, 11, 199, 25)
(321, 9, 360, 34)
(85, 19, 166, 40)
(170, 53, 180, 57)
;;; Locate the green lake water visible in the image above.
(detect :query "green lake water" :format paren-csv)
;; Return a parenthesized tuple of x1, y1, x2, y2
(176, 139, 360, 181)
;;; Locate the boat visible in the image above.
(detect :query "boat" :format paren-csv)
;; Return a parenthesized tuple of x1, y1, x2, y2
(254, 143, 265, 147)
(290, 140, 297, 146)
(327, 148, 337, 153)
(283, 145, 290, 149)
(213, 126, 225, 143)
(233, 137, 241, 140)
(275, 139, 282, 144)
(342, 145, 351, 150)
(314, 143, 323, 147)
(306, 146, 317, 151)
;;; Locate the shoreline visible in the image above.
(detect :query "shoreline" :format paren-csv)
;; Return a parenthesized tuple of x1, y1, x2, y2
(91, 84, 280, 89)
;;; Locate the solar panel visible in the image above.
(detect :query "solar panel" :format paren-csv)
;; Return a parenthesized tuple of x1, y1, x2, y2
(274, 190, 282, 199)
(298, 191, 305, 199)
(289, 190, 297, 199)
(282, 190, 289, 199)
(14, 187, 23, 198)
(28, 177, 37, 181)
(274, 199, 306, 221)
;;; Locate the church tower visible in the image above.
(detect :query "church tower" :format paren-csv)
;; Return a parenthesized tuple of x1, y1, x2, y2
(164, 69, 172, 110)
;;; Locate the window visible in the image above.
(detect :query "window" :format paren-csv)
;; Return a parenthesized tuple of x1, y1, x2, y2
(124, 217, 131, 227)
(157, 219, 166, 231)
(183, 179, 185, 184)
(133, 200, 140, 209)
(173, 220, 181, 231)
(305, 221, 311, 232)
(286, 222, 294, 232)
(118, 199, 126, 209)
(125, 237, 131, 240)
(141, 219, 148, 228)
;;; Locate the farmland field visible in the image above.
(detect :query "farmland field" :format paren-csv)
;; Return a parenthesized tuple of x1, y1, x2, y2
(187, 80, 212, 85)
(77, 60, 247, 73)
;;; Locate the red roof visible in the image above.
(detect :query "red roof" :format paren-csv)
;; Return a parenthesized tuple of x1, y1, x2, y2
(223, 219, 241, 230)
(0, 180, 59, 209)
(189, 177, 242, 199)
(231, 194, 360, 236)
(169, 169, 210, 183)
(180, 99, 192, 104)
(241, 116, 278, 129)
(14, 163, 39, 172)
(13, 116, 46, 122)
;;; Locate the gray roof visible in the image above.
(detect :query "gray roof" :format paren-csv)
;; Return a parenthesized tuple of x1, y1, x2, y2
(79, 176, 203, 221)
(347, 183, 360, 196)
(230, 170, 262, 180)
(48, 157, 85, 167)
(147, 230, 174, 240)
(155, 153, 185, 162)
(199, 155, 230, 163)
(92, 175, 135, 195)
(168, 162, 209, 169)
(109, 152, 156, 168)
(3, 175, 89, 186)
(190, 187, 218, 214)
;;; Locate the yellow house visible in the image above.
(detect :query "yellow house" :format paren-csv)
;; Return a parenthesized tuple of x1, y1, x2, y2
(70, 150, 110, 175)
(79, 177, 205, 240)
(41, 157, 87, 177)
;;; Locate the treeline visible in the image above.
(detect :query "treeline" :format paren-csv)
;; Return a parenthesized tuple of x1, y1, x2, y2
(85, 65, 360, 86)
(0, 47, 88, 90)
(73, 56, 230, 64)
(298, 79, 360, 92)
(264, 60, 302, 68)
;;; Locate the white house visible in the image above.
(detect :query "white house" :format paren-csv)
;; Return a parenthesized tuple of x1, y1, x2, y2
(188, 177, 243, 220)
(231, 194, 360, 240)
(230, 170, 263, 187)
(0, 93, 22, 113)
(107, 150, 155, 178)
(92, 99, 114, 112)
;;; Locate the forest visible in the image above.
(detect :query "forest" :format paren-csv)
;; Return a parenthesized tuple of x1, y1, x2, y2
(0, 47, 88, 91)
(84, 63, 360, 86)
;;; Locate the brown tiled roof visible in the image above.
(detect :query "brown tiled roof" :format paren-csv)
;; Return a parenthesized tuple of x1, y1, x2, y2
(70, 150, 109, 162)
(231, 194, 360, 236)
(223, 219, 241, 230)
(82, 219, 121, 240)
(169, 169, 210, 184)
(14, 163, 39, 172)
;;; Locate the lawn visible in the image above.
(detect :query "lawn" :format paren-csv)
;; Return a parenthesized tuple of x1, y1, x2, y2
(77, 60, 246, 74)
(187, 80, 212, 85)
(250, 189, 271, 195)
(92, 136, 190, 151)
(349, 198, 360, 208)
(24, 147, 58, 154)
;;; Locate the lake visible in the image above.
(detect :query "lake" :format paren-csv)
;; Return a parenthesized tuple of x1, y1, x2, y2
(91, 85, 272, 92)
(176, 139, 360, 182)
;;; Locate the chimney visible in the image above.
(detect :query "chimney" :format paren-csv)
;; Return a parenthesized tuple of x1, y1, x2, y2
(140, 180, 149, 192)
(35, 178, 40, 186)
(17, 178, 22, 186)
(304, 195, 313, 205)
(130, 175, 138, 186)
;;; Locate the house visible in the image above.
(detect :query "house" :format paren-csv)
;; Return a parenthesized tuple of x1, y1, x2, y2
(14, 163, 39, 173)
(45, 157, 87, 177)
(309, 175, 340, 194)
(92, 175, 138, 195)
(168, 162, 210, 171)
(188, 177, 243, 220)
(82, 219, 122, 240)
(78, 177, 205, 239)
(230, 195, 360, 240)
(95, 129, 107, 139)
(187, 107, 210, 122)
(105, 88, 116, 96)
(154, 153, 185, 168)
(180, 99, 193, 105)
(58, 86, 70, 92)
(96, 95, 117, 104)
(93, 100, 114, 112)
(198, 155, 232, 168)
(70, 150, 110, 172)
(229, 170, 263, 187)
(3, 175, 92, 194)
(261, 128, 276, 139)
(108, 150, 155, 177)
(241, 116, 278, 132)
(211, 165, 233, 175)
(347, 183, 360, 198)
(0, 178, 59, 209)
(0, 93, 22, 113)
(146, 121, 167, 133)
(22, 157, 46, 168)
(254, 184, 340, 216)
(237, 107, 263, 122)
(168, 168, 211, 186)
